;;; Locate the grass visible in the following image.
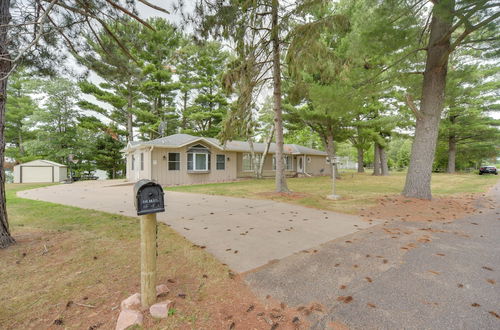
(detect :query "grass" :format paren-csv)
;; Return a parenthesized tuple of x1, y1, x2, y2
(166, 171, 499, 214)
(0, 183, 251, 329)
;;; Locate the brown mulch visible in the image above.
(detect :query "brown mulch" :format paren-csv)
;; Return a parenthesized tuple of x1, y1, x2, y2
(359, 194, 484, 222)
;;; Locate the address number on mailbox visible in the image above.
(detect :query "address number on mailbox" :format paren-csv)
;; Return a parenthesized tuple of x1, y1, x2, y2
(133, 179, 165, 215)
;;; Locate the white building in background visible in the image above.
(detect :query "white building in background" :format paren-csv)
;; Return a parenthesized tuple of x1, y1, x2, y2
(336, 156, 358, 170)
(13, 160, 68, 183)
(94, 169, 109, 180)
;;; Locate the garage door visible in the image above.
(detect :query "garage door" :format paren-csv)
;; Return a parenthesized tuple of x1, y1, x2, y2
(21, 166, 53, 183)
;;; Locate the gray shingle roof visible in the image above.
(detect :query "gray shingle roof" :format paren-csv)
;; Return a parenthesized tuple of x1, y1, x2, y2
(124, 134, 326, 156)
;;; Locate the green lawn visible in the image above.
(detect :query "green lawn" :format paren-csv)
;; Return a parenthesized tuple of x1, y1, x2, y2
(166, 172, 499, 214)
(0, 184, 256, 329)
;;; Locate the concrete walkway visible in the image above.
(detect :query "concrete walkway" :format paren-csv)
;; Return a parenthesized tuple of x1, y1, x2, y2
(19, 180, 377, 272)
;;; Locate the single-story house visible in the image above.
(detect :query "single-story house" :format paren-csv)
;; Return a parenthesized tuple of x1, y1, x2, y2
(13, 160, 68, 183)
(122, 133, 328, 186)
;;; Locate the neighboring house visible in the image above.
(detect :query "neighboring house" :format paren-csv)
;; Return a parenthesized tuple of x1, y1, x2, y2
(13, 160, 68, 183)
(336, 156, 358, 170)
(122, 133, 328, 186)
(94, 169, 109, 180)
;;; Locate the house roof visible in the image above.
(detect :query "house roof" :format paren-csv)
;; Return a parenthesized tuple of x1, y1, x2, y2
(123, 133, 327, 156)
(14, 159, 67, 167)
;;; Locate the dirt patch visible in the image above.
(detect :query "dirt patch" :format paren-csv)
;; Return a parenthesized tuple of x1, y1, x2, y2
(258, 191, 311, 200)
(359, 194, 480, 222)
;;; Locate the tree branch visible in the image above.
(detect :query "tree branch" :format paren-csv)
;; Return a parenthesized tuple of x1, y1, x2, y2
(11, 0, 58, 64)
(103, 0, 154, 30)
(449, 11, 500, 53)
(405, 94, 422, 120)
(137, 0, 170, 15)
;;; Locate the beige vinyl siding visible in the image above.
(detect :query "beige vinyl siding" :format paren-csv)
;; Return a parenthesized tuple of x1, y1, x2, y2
(126, 149, 151, 182)
(150, 144, 238, 186)
(56, 167, 67, 182)
(124, 143, 327, 184)
(304, 155, 329, 176)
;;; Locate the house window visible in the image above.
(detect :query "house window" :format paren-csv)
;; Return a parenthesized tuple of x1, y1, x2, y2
(187, 144, 210, 172)
(140, 153, 144, 171)
(216, 154, 225, 170)
(273, 155, 293, 170)
(168, 153, 180, 170)
(131, 155, 135, 170)
(242, 153, 261, 171)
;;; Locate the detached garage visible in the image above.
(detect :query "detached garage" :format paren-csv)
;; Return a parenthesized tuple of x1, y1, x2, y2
(13, 160, 68, 183)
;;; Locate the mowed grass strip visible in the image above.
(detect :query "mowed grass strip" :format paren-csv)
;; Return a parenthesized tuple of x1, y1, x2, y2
(0, 184, 244, 329)
(166, 172, 499, 214)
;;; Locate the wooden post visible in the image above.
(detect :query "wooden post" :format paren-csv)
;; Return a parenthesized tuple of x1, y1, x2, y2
(140, 213, 157, 308)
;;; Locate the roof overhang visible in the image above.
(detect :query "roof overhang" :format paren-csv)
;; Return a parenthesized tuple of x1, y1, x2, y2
(121, 137, 224, 153)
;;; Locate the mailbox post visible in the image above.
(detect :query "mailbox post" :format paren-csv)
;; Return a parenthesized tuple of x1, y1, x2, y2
(133, 180, 165, 308)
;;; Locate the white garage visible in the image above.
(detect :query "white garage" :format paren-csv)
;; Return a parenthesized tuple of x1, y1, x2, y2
(13, 160, 68, 183)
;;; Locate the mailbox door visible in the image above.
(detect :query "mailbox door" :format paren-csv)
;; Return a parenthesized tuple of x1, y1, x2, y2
(137, 185, 165, 215)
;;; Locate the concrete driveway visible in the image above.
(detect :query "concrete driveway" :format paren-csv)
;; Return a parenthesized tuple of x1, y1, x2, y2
(19, 180, 377, 272)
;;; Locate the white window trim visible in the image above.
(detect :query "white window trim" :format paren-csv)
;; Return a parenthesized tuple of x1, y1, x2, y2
(189, 152, 209, 172)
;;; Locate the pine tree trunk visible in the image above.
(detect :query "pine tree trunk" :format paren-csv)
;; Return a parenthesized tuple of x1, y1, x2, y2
(18, 130, 23, 155)
(403, 0, 453, 200)
(258, 124, 274, 178)
(372, 143, 381, 176)
(447, 135, 456, 173)
(127, 89, 133, 142)
(356, 147, 364, 173)
(181, 91, 188, 129)
(380, 146, 389, 176)
(271, 0, 288, 193)
(0, 0, 15, 249)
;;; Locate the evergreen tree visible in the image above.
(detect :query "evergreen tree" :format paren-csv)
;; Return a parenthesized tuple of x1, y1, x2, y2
(23, 78, 81, 165)
(402, 0, 500, 199)
(192, 0, 298, 192)
(439, 62, 500, 172)
(182, 42, 229, 137)
(78, 18, 144, 142)
(5, 71, 37, 160)
(134, 18, 182, 140)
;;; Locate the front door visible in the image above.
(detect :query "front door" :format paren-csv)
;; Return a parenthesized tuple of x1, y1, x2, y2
(297, 156, 304, 173)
